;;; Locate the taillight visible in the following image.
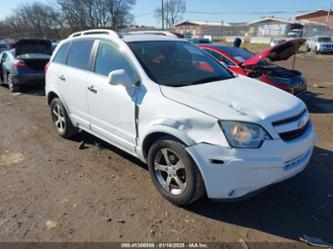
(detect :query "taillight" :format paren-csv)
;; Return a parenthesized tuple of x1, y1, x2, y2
(45, 62, 50, 73)
(13, 60, 26, 69)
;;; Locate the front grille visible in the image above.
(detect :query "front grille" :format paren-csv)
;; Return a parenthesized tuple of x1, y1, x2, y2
(272, 109, 306, 126)
(279, 121, 310, 141)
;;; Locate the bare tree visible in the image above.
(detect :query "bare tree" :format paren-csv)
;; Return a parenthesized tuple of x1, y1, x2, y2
(57, 0, 136, 31)
(155, 0, 186, 29)
(0, 1, 62, 39)
(106, 0, 136, 31)
(0, 0, 136, 39)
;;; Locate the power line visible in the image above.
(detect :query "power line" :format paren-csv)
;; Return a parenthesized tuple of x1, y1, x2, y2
(185, 9, 319, 16)
(135, 12, 154, 18)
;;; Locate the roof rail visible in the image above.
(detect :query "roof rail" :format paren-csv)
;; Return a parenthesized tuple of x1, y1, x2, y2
(126, 30, 178, 38)
(68, 29, 122, 39)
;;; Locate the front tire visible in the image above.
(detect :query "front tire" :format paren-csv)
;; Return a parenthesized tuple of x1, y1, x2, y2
(50, 98, 78, 138)
(315, 47, 319, 54)
(147, 137, 205, 206)
(305, 45, 310, 52)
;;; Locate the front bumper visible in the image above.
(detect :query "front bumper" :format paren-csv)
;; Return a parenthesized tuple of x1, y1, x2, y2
(186, 123, 317, 199)
(12, 73, 45, 85)
(318, 47, 333, 53)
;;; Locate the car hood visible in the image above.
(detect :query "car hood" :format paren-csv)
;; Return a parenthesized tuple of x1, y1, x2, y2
(242, 39, 305, 67)
(318, 42, 333, 45)
(15, 39, 52, 57)
(160, 76, 305, 122)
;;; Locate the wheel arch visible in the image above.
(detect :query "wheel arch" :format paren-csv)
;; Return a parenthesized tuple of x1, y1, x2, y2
(141, 129, 194, 160)
(47, 91, 59, 106)
(46, 90, 72, 121)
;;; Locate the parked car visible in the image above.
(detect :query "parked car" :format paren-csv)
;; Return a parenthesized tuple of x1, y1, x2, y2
(0, 40, 16, 50)
(270, 39, 286, 47)
(306, 36, 333, 54)
(0, 43, 9, 53)
(51, 40, 61, 51)
(188, 37, 212, 44)
(46, 29, 316, 205)
(287, 29, 303, 38)
(199, 39, 307, 96)
(0, 39, 52, 92)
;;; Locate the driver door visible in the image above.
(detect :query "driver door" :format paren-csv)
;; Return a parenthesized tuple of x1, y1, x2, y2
(86, 40, 138, 153)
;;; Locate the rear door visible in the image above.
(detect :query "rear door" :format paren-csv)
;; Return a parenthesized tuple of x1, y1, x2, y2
(56, 39, 95, 129)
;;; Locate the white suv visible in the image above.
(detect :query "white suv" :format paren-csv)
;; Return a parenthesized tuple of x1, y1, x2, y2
(45, 29, 317, 205)
(306, 36, 333, 54)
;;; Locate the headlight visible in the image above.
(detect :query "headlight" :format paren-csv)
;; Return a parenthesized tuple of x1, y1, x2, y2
(219, 121, 271, 148)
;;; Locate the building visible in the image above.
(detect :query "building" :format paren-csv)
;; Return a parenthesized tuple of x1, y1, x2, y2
(247, 17, 301, 37)
(174, 20, 248, 39)
(294, 10, 333, 30)
(174, 20, 231, 39)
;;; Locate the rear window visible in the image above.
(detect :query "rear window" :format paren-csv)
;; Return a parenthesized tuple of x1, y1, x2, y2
(67, 40, 94, 70)
(53, 42, 70, 64)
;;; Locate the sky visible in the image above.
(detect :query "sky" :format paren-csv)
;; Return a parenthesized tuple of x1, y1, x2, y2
(0, 0, 332, 27)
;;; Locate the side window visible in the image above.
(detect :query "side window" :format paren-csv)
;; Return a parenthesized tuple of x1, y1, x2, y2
(67, 40, 94, 70)
(94, 40, 136, 79)
(53, 42, 70, 64)
(204, 49, 235, 66)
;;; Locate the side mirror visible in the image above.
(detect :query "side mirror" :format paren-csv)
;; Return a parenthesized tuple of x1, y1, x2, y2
(108, 69, 133, 88)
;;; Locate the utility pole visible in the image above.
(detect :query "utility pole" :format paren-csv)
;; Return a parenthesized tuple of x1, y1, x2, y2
(166, 0, 169, 29)
(221, 19, 224, 40)
(162, 0, 165, 30)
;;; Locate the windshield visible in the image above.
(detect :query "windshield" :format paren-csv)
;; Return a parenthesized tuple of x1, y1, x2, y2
(318, 37, 332, 42)
(128, 41, 234, 87)
(214, 45, 253, 62)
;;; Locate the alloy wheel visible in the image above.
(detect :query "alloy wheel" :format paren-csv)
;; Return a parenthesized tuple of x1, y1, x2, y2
(8, 75, 15, 92)
(52, 104, 66, 133)
(154, 148, 187, 195)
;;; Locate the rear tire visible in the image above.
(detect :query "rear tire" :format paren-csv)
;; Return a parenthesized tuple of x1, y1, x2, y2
(50, 98, 78, 138)
(7, 74, 19, 92)
(147, 137, 205, 206)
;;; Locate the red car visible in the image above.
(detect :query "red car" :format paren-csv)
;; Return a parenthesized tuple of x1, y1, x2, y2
(199, 39, 307, 96)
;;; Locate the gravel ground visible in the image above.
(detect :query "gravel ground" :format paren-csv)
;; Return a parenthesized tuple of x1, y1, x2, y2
(0, 53, 332, 244)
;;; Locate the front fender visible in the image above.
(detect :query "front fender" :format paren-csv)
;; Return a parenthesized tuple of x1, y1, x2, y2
(141, 121, 195, 145)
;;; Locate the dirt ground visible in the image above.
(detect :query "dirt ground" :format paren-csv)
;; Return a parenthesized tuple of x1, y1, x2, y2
(0, 53, 332, 245)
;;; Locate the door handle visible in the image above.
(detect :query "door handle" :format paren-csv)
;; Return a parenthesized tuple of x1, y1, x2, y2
(58, 75, 66, 81)
(87, 85, 97, 94)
